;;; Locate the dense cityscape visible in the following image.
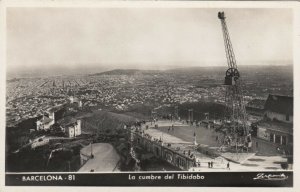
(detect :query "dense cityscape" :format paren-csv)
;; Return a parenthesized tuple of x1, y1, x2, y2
(6, 65, 293, 128)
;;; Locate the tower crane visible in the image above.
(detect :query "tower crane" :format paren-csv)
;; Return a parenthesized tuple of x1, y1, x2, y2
(218, 12, 252, 150)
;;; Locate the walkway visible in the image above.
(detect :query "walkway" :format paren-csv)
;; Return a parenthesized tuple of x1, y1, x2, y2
(78, 143, 120, 172)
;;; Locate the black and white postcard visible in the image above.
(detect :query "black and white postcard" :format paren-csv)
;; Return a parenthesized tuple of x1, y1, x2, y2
(1, 0, 299, 190)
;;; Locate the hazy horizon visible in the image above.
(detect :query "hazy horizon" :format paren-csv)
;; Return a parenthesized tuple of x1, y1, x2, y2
(7, 62, 293, 79)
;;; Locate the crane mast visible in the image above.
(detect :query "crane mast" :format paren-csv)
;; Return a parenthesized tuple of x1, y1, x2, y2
(218, 12, 251, 150)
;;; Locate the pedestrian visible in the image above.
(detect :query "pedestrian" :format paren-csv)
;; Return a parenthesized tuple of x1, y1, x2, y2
(211, 161, 214, 168)
(208, 162, 211, 168)
(198, 162, 201, 167)
(227, 162, 230, 170)
(193, 159, 197, 167)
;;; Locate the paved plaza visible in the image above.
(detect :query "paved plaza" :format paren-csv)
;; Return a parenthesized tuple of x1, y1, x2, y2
(142, 120, 288, 171)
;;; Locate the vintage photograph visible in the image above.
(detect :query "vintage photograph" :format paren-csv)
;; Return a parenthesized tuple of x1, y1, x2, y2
(4, 4, 295, 187)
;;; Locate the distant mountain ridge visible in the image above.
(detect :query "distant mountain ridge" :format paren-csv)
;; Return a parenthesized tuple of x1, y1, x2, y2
(90, 69, 160, 76)
(89, 65, 292, 76)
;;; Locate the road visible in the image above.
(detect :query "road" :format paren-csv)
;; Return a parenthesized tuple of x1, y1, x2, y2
(78, 143, 120, 172)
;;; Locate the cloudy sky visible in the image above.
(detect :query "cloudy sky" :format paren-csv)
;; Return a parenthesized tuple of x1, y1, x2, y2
(7, 8, 293, 74)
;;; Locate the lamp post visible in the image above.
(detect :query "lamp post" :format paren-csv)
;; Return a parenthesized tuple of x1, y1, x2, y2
(90, 142, 94, 159)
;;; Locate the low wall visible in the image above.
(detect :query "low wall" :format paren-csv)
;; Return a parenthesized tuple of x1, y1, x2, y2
(252, 137, 281, 155)
(134, 132, 194, 170)
(196, 145, 220, 158)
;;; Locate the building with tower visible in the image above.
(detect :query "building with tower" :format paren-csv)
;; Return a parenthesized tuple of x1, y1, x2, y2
(58, 117, 82, 138)
(36, 111, 55, 131)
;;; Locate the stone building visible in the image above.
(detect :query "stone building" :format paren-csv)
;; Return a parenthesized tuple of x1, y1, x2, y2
(36, 111, 55, 131)
(252, 94, 293, 155)
(58, 117, 82, 138)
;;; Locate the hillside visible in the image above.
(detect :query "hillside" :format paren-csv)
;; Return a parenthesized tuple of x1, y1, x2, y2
(90, 69, 159, 76)
(81, 110, 139, 133)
